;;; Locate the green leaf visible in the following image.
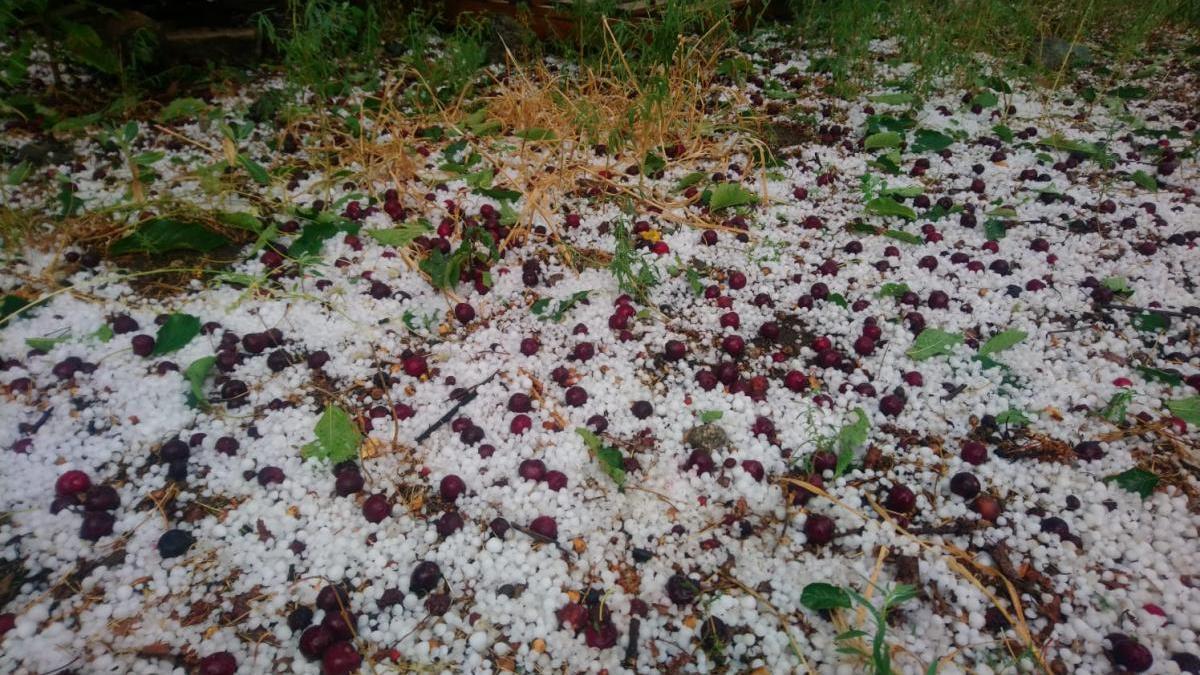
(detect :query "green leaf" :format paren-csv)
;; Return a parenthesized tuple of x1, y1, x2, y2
(834, 408, 868, 477)
(835, 630, 870, 641)
(1100, 389, 1133, 423)
(1102, 276, 1133, 298)
(133, 151, 165, 167)
(157, 97, 208, 122)
(1136, 366, 1182, 386)
(1131, 170, 1158, 190)
(57, 181, 83, 217)
(301, 405, 362, 463)
(1040, 134, 1102, 157)
(987, 207, 1018, 218)
(972, 91, 999, 108)
(498, 200, 520, 226)
(1, 295, 32, 324)
(1166, 396, 1200, 425)
(92, 324, 114, 342)
(995, 408, 1032, 426)
(836, 408, 869, 454)
(6, 160, 32, 186)
(992, 124, 1014, 143)
(153, 313, 201, 355)
(442, 139, 468, 163)
(708, 183, 757, 212)
(864, 131, 903, 149)
(366, 221, 431, 248)
(419, 248, 466, 290)
(545, 291, 590, 323)
(465, 167, 494, 189)
(910, 129, 953, 153)
(869, 92, 914, 105)
(801, 583, 852, 611)
(880, 185, 924, 198)
(577, 428, 625, 488)
(237, 154, 270, 185)
(675, 172, 707, 192)
(642, 152, 666, 174)
(978, 329, 1027, 356)
(883, 229, 922, 244)
(184, 356, 216, 408)
(1131, 312, 1169, 332)
(62, 21, 119, 74)
(907, 328, 962, 360)
(700, 410, 723, 424)
(876, 283, 910, 298)
(530, 298, 551, 315)
(826, 292, 848, 308)
(218, 212, 262, 232)
(109, 219, 230, 256)
(885, 583, 919, 607)
(1113, 85, 1148, 100)
(476, 187, 522, 202)
(26, 335, 70, 351)
(984, 218, 1007, 241)
(515, 128, 555, 141)
(685, 267, 704, 296)
(1104, 468, 1159, 498)
(865, 197, 916, 220)
(288, 221, 339, 257)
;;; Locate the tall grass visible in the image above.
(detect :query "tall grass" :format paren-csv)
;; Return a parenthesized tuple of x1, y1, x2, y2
(257, 0, 381, 99)
(786, 0, 1195, 93)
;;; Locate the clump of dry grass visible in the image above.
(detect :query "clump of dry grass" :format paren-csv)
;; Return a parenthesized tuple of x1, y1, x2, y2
(334, 23, 769, 262)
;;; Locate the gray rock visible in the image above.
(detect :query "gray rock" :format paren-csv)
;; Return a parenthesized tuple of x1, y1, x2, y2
(1034, 36, 1093, 71)
(685, 423, 728, 452)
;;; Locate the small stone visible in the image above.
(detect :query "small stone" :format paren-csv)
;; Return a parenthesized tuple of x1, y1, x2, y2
(684, 424, 728, 452)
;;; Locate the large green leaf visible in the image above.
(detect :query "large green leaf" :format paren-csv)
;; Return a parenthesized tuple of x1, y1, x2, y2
(366, 221, 431, 248)
(978, 329, 1026, 357)
(6, 161, 31, 186)
(708, 183, 757, 211)
(864, 131, 903, 149)
(883, 229, 922, 244)
(801, 583, 852, 611)
(288, 221, 339, 257)
(1100, 389, 1133, 423)
(1104, 468, 1159, 499)
(835, 408, 868, 476)
(910, 129, 953, 153)
(674, 172, 707, 192)
(1131, 312, 1168, 332)
(237, 154, 271, 185)
(184, 356, 216, 408)
(153, 313, 201, 355)
(876, 283, 910, 298)
(515, 128, 555, 141)
(218, 212, 263, 232)
(577, 428, 625, 488)
(1136, 366, 1181, 386)
(302, 405, 362, 463)
(26, 334, 70, 351)
(865, 197, 916, 220)
(109, 219, 230, 256)
(1130, 170, 1158, 191)
(995, 408, 1031, 426)
(1, 295, 32, 324)
(158, 97, 208, 122)
(907, 328, 962, 360)
(1166, 397, 1200, 425)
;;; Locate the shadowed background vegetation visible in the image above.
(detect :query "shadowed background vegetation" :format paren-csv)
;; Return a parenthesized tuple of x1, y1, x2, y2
(1, 0, 1196, 126)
